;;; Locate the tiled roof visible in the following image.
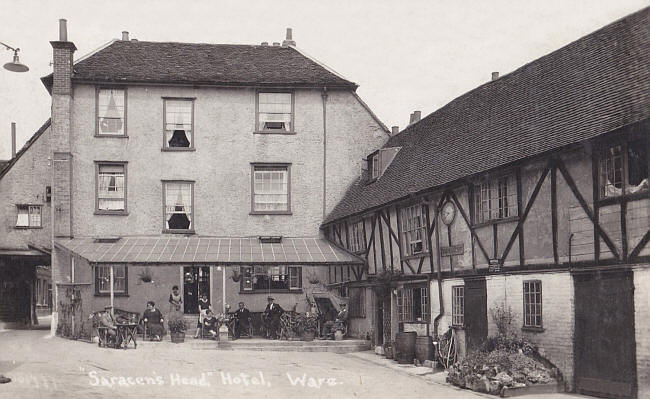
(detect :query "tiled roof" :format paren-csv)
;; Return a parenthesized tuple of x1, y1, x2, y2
(324, 7, 650, 224)
(43, 41, 356, 89)
(0, 119, 51, 181)
(55, 236, 363, 265)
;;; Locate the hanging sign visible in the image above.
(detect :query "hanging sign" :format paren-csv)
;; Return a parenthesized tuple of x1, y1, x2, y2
(441, 244, 464, 257)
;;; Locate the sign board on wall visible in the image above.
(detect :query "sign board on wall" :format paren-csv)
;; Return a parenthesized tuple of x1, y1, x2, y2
(440, 244, 464, 257)
(488, 259, 501, 272)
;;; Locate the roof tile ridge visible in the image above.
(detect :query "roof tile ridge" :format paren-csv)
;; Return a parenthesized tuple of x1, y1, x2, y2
(289, 45, 357, 87)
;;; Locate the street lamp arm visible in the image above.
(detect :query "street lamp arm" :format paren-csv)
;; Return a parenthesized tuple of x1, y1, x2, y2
(0, 42, 20, 53)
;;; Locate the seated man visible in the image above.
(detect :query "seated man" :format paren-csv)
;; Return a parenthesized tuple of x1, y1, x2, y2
(142, 301, 164, 341)
(323, 303, 348, 339)
(263, 297, 284, 339)
(233, 301, 251, 339)
(202, 310, 219, 339)
(97, 311, 121, 347)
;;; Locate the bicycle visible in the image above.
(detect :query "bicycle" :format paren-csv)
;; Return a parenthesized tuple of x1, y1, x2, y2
(434, 326, 457, 369)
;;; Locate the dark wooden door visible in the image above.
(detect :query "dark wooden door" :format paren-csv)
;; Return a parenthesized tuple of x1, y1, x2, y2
(574, 270, 637, 399)
(464, 278, 487, 352)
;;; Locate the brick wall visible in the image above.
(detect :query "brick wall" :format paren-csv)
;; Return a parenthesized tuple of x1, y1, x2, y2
(486, 272, 575, 390)
(66, 85, 386, 238)
(0, 125, 52, 250)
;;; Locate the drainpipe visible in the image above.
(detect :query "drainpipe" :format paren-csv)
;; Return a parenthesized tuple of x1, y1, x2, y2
(433, 206, 444, 339)
(322, 87, 328, 220)
(568, 233, 574, 270)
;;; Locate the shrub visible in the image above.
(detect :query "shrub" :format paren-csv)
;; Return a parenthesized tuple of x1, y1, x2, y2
(167, 316, 187, 334)
(490, 302, 515, 337)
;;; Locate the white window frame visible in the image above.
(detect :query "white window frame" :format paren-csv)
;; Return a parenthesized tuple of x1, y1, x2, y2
(96, 88, 127, 137)
(400, 204, 428, 257)
(163, 98, 195, 150)
(95, 162, 127, 214)
(599, 137, 648, 198)
(523, 280, 543, 329)
(163, 181, 194, 233)
(251, 163, 291, 214)
(15, 204, 42, 228)
(474, 174, 518, 224)
(95, 264, 127, 295)
(256, 91, 294, 133)
(452, 285, 464, 327)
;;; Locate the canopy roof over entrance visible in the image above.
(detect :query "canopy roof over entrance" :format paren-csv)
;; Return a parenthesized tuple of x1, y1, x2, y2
(55, 236, 363, 265)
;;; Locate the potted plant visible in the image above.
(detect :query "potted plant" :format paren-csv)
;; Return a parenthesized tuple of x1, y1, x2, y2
(230, 270, 241, 282)
(168, 315, 187, 343)
(298, 313, 318, 342)
(137, 267, 154, 283)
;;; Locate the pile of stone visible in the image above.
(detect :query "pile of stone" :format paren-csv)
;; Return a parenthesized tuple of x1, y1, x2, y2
(447, 350, 557, 396)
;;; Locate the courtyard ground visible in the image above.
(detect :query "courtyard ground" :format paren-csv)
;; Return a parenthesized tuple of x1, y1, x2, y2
(0, 328, 584, 399)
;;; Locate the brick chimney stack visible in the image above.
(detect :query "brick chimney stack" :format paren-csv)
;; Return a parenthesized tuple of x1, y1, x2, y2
(50, 18, 76, 238)
(282, 28, 296, 47)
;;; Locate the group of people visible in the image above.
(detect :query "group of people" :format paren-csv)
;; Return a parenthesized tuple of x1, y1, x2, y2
(95, 285, 348, 344)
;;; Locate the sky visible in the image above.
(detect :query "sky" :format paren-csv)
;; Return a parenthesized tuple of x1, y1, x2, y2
(0, 0, 648, 159)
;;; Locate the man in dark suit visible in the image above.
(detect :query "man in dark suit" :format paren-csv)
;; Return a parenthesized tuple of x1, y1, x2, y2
(263, 297, 284, 339)
(233, 301, 251, 339)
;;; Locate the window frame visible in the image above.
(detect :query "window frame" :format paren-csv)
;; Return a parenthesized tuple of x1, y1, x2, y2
(472, 172, 519, 226)
(597, 135, 649, 203)
(254, 90, 295, 134)
(396, 284, 429, 324)
(451, 285, 465, 327)
(95, 87, 128, 138)
(522, 280, 543, 331)
(250, 163, 292, 215)
(371, 152, 381, 180)
(348, 219, 366, 254)
(239, 265, 302, 293)
(15, 204, 43, 229)
(162, 180, 195, 234)
(94, 264, 128, 296)
(399, 203, 429, 258)
(94, 161, 128, 215)
(162, 97, 196, 151)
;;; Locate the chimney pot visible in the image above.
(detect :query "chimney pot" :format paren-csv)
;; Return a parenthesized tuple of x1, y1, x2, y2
(391, 126, 399, 135)
(11, 122, 16, 159)
(413, 111, 421, 123)
(59, 19, 67, 41)
(131, 38, 138, 42)
(282, 27, 296, 47)
(261, 42, 269, 46)
(491, 71, 499, 81)
(409, 113, 415, 125)
(122, 31, 129, 41)
(272, 42, 280, 46)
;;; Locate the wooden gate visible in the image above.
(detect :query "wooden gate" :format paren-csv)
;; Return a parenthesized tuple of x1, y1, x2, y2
(574, 270, 637, 398)
(464, 278, 487, 352)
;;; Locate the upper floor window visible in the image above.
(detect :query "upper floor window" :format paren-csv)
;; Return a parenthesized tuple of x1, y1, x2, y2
(96, 88, 126, 136)
(163, 98, 194, 149)
(400, 204, 428, 256)
(241, 266, 301, 292)
(348, 220, 366, 253)
(599, 137, 648, 198)
(95, 162, 127, 214)
(16, 205, 41, 228)
(256, 92, 293, 133)
(348, 287, 366, 318)
(474, 174, 518, 224)
(251, 164, 291, 214)
(371, 153, 380, 179)
(163, 181, 194, 232)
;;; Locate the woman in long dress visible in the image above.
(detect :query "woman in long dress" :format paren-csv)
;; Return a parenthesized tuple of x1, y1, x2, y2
(168, 285, 183, 317)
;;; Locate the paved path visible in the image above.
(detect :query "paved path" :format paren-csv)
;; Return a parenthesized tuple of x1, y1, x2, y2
(0, 329, 583, 399)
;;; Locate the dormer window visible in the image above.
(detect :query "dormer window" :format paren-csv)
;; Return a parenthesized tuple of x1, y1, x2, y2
(163, 98, 194, 149)
(371, 153, 381, 179)
(367, 147, 401, 181)
(256, 92, 294, 133)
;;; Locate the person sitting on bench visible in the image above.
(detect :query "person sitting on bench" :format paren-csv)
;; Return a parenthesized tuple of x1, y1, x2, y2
(233, 301, 251, 339)
(143, 301, 164, 341)
(202, 310, 219, 339)
(323, 303, 348, 339)
(98, 311, 121, 346)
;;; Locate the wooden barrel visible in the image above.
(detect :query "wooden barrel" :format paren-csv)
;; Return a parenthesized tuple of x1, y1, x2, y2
(415, 335, 435, 363)
(395, 332, 417, 364)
